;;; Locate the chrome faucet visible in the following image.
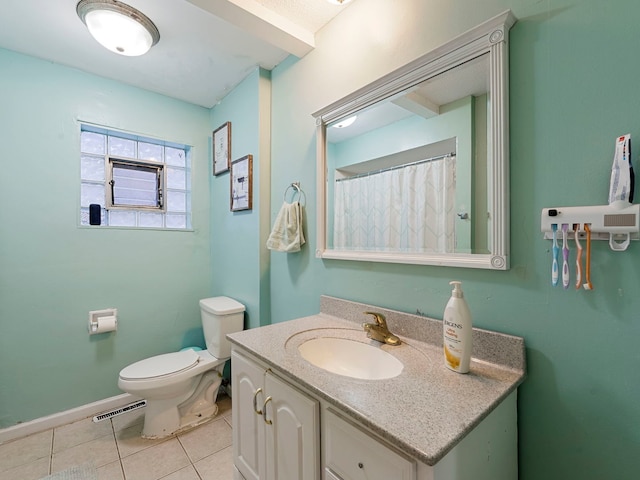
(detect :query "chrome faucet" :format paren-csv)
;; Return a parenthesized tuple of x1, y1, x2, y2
(362, 311, 401, 346)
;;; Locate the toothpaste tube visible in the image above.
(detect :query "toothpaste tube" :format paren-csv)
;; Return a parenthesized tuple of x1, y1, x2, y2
(608, 134, 634, 204)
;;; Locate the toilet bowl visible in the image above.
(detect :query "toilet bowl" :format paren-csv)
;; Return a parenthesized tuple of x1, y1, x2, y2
(118, 296, 245, 439)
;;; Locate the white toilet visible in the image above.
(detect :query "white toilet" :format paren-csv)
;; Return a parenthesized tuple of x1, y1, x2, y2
(118, 296, 245, 439)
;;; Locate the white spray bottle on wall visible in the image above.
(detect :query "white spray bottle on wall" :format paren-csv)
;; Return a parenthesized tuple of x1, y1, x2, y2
(443, 281, 472, 373)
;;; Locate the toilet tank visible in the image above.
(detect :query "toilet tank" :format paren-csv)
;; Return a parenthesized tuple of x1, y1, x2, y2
(199, 296, 245, 358)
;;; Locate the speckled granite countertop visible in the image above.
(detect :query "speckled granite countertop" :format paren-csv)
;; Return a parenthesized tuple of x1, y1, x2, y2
(227, 296, 526, 466)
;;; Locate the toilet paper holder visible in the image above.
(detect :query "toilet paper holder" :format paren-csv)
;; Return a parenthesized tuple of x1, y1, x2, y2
(88, 308, 118, 335)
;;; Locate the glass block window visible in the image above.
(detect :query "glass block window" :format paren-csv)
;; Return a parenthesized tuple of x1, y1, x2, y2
(80, 125, 192, 229)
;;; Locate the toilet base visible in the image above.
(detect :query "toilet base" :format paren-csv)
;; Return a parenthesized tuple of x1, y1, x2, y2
(141, 371, 223, 439)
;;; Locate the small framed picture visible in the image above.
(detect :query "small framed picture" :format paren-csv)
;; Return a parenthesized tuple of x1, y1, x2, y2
(230, 155, 253, 211)
(213, 121, 231, 175)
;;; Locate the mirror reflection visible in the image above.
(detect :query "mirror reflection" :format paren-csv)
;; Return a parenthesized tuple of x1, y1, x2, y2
(314, 10, 515, 269)
(325, 54, 490, 255)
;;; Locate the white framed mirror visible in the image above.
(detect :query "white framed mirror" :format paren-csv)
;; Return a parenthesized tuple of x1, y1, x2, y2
(313, 10, 516, 270)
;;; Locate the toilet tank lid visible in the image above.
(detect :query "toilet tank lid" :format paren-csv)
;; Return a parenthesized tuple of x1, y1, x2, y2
(200, 296, 245, 315)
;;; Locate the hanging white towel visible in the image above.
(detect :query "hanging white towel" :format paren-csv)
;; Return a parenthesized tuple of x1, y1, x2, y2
(266, 201, 306, 252)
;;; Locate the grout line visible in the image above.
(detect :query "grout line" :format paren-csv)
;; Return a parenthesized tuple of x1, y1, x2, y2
(109, 418, 127, 479)
(118, 460, 126, 480)
(48, 428, 54, 475)
(110, 418, 122, 458)
(175, 432, 194, 464)
(193, 461, 204, 480)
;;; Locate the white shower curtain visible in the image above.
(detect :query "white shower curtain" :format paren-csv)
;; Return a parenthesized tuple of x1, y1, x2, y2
(333, 155, 456, 253)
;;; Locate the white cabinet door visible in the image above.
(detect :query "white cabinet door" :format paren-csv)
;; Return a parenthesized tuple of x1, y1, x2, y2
(232, 350, 266, 480)
(232, 348, 320, 480)
(264, 371, 320, 480)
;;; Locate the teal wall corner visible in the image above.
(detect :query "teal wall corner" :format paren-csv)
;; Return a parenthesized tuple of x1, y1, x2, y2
(209, 67, 272, 330)
(0, 48, 211, 427)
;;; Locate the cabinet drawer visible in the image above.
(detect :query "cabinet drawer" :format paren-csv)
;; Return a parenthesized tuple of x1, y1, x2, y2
(324, 409, 416, 480)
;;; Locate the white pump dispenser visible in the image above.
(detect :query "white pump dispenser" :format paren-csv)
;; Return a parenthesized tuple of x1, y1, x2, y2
(443, 281, 472, 373)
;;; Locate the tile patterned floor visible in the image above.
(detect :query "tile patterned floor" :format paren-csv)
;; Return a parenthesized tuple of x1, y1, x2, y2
(0, 395, 234, 480)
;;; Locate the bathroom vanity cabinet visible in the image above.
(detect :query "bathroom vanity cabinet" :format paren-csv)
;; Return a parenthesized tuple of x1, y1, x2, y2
(228, 296, 526, 480)
(231, 346, 518, 480)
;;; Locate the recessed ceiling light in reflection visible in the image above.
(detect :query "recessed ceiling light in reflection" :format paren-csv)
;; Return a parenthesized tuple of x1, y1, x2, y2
(332, 115, 357, 129)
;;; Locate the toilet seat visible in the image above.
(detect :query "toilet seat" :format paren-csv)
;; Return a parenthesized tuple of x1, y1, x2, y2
(120, 349, 200, 380)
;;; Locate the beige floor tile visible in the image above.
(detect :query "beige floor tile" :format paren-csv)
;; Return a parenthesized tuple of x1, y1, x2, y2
(115, 422, 168, 458)
(193, 446, 234, 480)
(54, 416, 113, 453)
(0, 429, 52, 472)
(121, 438, 190, 480)
(111, 408, 145, 432)
(0, 397, 236, 480)
(223, 413, 233, 427)
(177, 417, 232, 463)
(223, 417, 232, 431)
(51, 433, 118, 473)
(160, 464, 201, 480)
(218, 394, 232, 421)
(0, 456, 49, 480)
(97, 460, 124, 480)
(221, 411, 232, 427)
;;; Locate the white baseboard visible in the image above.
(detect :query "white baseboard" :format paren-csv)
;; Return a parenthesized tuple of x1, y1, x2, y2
(0, 393, 141, 444)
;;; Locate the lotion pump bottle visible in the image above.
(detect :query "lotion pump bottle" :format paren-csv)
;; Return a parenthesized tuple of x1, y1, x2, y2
(443, 281, 472, 373)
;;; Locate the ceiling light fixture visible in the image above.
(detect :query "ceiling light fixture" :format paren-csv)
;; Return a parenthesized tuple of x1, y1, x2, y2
(326, 0, 353, 5)
(332, 115, 357, 129)
(76, 0, 160, 56)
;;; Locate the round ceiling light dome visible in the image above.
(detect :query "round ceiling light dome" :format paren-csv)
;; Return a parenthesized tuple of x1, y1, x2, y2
(332, 115, 357, 129)
(76, 0, 160, 56)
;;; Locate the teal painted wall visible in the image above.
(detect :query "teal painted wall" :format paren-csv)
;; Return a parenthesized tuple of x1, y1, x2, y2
(269, 0, 640, 479)
(209, 68, 271, 330)
(330, 98, 472, 168)
(0, 48, 211, 427)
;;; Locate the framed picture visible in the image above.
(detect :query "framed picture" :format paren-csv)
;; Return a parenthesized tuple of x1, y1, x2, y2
(230, 155, 253, 211)
(213, 121, 231, 175)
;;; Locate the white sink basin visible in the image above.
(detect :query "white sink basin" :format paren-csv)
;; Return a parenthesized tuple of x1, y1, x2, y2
(298, 337, 403, 380)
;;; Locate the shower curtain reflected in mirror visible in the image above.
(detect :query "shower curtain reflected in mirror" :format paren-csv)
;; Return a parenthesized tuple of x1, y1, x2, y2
(333, 155, 456, 253)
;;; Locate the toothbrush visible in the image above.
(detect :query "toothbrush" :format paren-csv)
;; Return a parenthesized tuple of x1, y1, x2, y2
(562, 224, 570, 289)
(551, 224, 559, 286)
(574, 224, 583, 289)
(583, 223, 594, 290)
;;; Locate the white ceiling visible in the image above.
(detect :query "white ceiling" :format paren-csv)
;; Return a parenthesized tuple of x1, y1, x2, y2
(0, 0, 354, 108)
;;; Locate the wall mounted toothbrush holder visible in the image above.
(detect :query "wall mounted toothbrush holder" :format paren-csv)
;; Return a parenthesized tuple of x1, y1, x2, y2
(541, 202, 640, 251)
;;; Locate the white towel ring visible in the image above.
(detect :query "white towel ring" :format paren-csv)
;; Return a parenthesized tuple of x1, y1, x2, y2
(284, 182, 305, 205)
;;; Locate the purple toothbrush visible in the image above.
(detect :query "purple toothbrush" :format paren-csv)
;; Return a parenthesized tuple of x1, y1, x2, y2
(562, 224, 570, 289)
